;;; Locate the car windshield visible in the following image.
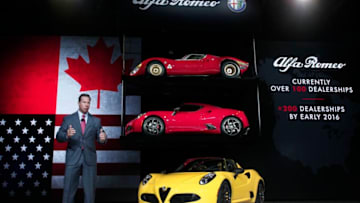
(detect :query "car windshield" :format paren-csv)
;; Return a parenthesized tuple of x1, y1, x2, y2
(175, 159, 225, 172)
(181, 54, 205, 60)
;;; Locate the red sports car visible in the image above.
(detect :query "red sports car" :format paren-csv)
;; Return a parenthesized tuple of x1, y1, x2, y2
(125, 103, 250, 136)
(129, 54, 249, 78)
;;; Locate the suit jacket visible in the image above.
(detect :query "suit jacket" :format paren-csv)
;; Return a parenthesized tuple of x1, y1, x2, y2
(56, 112, 107, 166)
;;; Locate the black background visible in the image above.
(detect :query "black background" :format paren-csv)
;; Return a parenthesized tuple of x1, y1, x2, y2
(1, 0, 358, 40)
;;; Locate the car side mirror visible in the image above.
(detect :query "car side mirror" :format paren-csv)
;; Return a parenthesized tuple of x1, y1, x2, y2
(234, 168, 244, 179)
(172, 107, 180, 116)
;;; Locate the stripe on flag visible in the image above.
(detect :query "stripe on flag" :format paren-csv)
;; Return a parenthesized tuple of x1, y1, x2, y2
(51, 175, 140, 189)
(54, 126, 122, 139)
(52, 163, 141, 175)
(52, 150, 140, 164)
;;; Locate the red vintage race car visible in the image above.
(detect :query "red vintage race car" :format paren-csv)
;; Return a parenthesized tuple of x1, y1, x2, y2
(125, 103, 250, 136)
(129, 54, 249, 78)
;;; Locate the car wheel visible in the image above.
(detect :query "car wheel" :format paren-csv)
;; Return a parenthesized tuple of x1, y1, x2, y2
(142, 116, 165, 136)
(221, 61, 240, 78)
(221, 116, 242, 136)
(255, 182, 265, 203)
(217, 181, 231, 203)
(147, 61, 165, 77)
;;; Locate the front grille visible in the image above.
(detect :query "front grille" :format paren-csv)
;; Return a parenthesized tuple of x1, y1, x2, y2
(170, 194, 201, 203)
(141, 193, 159, 203)
(159, 187, 171, 202)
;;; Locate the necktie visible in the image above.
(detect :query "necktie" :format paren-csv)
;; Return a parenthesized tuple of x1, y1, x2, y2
(81, 114, 86, 135)
(81, 114, 86, 150)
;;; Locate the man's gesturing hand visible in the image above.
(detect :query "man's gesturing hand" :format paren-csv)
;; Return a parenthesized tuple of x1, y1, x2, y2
(67, 125, 76, 138)
(99, 128, 106, 142)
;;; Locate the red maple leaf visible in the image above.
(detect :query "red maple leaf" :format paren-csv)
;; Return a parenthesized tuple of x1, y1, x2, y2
(65, 38, 133, 109)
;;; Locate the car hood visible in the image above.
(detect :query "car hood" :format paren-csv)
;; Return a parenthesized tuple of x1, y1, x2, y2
(144, 110, 173, 115)
(150, 172, 211, 186)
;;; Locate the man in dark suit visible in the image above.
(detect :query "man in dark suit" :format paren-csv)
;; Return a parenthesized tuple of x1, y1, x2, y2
(56, 93, 107, 203)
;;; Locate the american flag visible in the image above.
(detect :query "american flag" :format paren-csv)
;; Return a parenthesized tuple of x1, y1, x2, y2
(0, 36, 142, 202)
(0, 115, 54, 201)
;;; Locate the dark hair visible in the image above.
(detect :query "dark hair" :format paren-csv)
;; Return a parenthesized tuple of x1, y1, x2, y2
(78, 93, 91, 102)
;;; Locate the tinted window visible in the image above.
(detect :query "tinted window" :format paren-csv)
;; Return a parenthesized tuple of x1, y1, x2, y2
(175, 159, 225, 172)
(182, 54, 205, 60)
(226, 159, 237, 172)
(187, 54, 205, 60)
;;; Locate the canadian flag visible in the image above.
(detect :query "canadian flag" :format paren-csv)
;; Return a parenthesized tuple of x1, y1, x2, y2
(0, 36, 141, 202)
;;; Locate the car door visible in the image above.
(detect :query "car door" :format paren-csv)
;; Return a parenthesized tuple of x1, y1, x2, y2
(174, 54, 204, 75)
(167, 105, 203, 133)
(198, 106, 217, 131)
(229, 161, 254, 202)
(199, 55, 219, 74)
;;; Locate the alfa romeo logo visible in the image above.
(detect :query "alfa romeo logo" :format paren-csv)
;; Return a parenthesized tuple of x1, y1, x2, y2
(227, 0, 247, 13)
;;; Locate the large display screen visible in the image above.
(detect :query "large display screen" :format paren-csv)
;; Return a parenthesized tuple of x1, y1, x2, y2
(0, 0, 358, 201)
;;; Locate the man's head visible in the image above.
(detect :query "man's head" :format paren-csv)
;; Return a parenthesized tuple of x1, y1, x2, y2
(78, 93, 91, 113)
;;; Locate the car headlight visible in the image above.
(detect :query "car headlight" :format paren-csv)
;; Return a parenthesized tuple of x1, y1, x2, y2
(142, 174, 152, 185)
(199, 172, 216, 185)
(136, 113, 145, 119)
(130, 63, 142, 75)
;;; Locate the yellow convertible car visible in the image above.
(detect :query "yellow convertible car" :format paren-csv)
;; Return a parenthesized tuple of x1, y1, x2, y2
(138, 157, 265, 203)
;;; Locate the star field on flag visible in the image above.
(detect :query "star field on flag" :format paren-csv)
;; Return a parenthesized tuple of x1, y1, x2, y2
(0, 115, 54, 200)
